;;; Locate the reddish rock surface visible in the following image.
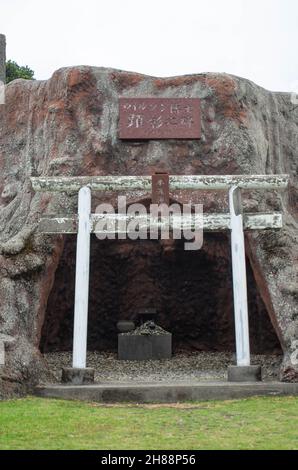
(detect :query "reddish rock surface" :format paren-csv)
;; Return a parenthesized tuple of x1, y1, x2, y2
(0, 67, 297, 396)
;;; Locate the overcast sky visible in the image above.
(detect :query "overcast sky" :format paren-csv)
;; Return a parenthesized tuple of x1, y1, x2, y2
(0, 0, 297, 92)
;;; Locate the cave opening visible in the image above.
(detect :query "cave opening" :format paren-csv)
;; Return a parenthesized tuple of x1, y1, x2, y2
(40, 232, 282, 355)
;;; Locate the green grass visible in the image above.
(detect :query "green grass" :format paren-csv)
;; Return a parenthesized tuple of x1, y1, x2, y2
(0, 396, 297, 450)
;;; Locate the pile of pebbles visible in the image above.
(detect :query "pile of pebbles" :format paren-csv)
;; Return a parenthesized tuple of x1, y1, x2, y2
(121, 321, 170, 336)
(42, 350, 282, 384)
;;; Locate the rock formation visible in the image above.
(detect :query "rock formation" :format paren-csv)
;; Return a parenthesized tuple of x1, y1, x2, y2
(0, 34, 5, 84)
(0, 66, 297, 397)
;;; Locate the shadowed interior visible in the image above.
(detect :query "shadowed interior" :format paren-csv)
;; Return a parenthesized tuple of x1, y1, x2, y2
(40, 233, 282, 354)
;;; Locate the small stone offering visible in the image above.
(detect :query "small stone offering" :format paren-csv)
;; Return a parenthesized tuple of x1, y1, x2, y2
(118, 321, 172, 361)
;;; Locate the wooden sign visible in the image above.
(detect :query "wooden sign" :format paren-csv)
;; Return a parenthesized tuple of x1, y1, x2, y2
(119, 98, 201, 139)
(152, 172, 170, 205)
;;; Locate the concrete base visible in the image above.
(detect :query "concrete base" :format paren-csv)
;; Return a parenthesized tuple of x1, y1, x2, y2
(118, 334, 172, 360)
(61, 367, 95, 385)
(35, 381, 298, 403)
(228, 365, 262, 382)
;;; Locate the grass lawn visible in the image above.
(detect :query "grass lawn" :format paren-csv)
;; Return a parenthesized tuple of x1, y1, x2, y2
(0, 396, 297, 450)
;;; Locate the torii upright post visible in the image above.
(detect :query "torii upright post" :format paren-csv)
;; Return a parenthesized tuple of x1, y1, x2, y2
(228, 186, 261, 382)
(73, 186, 91, 369)
(62, 186, 95, 384)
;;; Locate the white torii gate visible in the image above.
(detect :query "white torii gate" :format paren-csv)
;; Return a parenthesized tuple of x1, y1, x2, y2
(31, 174, 289, 383)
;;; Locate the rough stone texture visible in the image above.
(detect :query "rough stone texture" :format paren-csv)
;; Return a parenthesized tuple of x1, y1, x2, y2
(35, 381, 298, 403)
(227, 365, 262, 382)
(0, 66, 297, 397)
(61, 367, 94, 385)
(0, 34, 5, 84)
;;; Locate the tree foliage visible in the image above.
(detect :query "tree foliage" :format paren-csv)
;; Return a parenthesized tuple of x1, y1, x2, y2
(6, 60, 35, 83)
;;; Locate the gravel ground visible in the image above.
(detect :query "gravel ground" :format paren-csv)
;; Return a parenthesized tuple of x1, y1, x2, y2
(42, 351, 283, 384)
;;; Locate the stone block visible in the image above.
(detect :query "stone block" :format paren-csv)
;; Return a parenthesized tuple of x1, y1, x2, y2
(228, 365, 262, 382)
(118, 334, 172, 361)
(61, 367, 95, 385)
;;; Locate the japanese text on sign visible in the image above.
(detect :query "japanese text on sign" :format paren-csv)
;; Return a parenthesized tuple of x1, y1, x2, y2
(119, 98, 201, 139)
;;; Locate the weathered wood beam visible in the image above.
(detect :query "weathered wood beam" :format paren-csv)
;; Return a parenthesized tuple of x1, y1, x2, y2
(38, 212, 283, 234)
(39, 217, 78, 233)
(31, 174, 289, 192)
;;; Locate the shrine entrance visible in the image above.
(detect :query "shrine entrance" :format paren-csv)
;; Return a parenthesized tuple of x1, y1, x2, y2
(32, 173, 288, 384)
(40, 234, 281, 355)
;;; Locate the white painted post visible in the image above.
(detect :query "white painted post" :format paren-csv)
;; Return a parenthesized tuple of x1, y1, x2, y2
(72, 186, 91, 369)
(229, 186, 251, 366)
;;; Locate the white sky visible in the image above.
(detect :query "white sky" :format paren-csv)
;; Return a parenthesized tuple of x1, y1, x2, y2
(0, 0, 297, 92)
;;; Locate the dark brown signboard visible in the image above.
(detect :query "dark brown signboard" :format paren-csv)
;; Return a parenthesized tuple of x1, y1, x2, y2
(119, 97, 201, 139)
(152, 172, 170, 205)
